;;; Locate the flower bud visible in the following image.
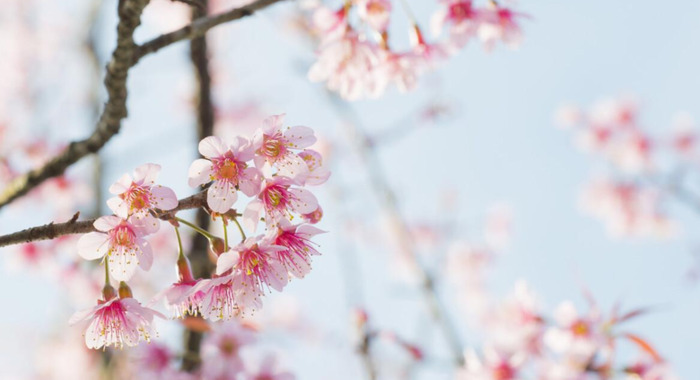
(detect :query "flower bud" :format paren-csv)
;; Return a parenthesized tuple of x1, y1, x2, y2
(209, 237, 226, 256)
(118, 281, 133, 299)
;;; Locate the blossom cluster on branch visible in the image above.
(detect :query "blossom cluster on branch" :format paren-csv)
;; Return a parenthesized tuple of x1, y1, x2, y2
(70, 115, 330, 350)
(306, 0, 526, 100)
(557, 96, 699, 238)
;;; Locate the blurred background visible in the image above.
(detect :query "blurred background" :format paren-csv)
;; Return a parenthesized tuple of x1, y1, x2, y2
(0, 0, 699, 378)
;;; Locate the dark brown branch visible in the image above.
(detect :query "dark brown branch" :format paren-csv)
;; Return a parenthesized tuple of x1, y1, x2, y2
(0, 0, 150, 210)
(182, 1, 216, 372)
(0, 192, 206, 248)
(0, 0, 287, 211)
(133, 0, 288, 62)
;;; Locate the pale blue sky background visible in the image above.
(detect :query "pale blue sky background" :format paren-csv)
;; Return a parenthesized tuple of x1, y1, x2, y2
(1, 0, 700, 378)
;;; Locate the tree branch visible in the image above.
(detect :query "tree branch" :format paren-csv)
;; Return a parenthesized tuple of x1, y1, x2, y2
(0, 0, 150, 210)
(133, 0, 288, 62)
(0, 0, 287, 211)
(0, 191, 206, 248)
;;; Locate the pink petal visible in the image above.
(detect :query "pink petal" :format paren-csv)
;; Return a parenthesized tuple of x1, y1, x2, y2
(108, 250, 138, 282)
(77, 232, 109, 260)
(262, 114, 286, 135)
(106, 197, 129, 219)
(109, 173, 133, 195)
(216, 250, 240, 275)
(93, 215, 122, 232)
(150, 185, 178, 210)
(239, 167, 262, 197)
(198, 136, 228, 159)
(276, 153, 309, 180)
(289, 188, 318, 214)
(133, 163, 161, 184)
(207, 180, 237, 213)
(242, 200, 263, 233)
(188, 159, 214, 187)
(138, 239, 153, 271)
(283, 125, 316, 149)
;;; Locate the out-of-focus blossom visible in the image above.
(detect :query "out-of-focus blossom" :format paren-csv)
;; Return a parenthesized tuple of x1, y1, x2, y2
(242, 354, 296, 380)
(543, 301, 605, 361)
(356, 0, 392, 32)
(457, 348, 525, 380)
(201, 321, 256, 378)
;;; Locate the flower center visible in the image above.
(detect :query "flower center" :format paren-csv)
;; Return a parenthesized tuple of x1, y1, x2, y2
(263, 138, 282, 158)
(264, 186, 287, 208)
(571, 320, 590, 337)
(113, 225, 135, 247)
(449, 2, 473, 22)
(492, 363, 515, 380)
(123, 185, 150, 211)
(216, 158, 239, 181)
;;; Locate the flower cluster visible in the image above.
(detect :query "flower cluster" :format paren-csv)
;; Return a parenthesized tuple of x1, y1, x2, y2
(307, 0, 527, 100)
(71, 115, 329, 349)
(456, 282, 678, 380)
(557, 96, 698, 238)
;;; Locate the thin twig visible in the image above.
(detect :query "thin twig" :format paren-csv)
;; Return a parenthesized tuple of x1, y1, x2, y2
(327, 94, 466, 367)
(0, 191, 207, 248)
(0, 0, 287, 211)
(0, 0, 150, 210)
(133, 0, 288, 62)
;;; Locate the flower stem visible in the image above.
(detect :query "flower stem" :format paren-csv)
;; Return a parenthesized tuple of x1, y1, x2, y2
(221, 216, 229, 250)
(174, 226, 185, 260)
(176, 217, 216, 240)
(231, 216, 246, 241)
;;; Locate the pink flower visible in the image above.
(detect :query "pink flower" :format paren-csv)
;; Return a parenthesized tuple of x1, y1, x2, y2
(376, 51, 424, 94)
(357, 0, 392, 32)
(155, 281, 204, 318)
(243, 176, 319, 230)
(431, 0, 480, 48)
(297, 149, 331, 186)
(302, 205, 324, 224)
(69, 296, 164, 349)
(242, 354, 295, 380)
(458, 348, 525, 380)
(188, 136, 262, 213)
(252, 114, 317, 179)
(216, 237, 289, 310)
(201, 321, 256, 378)
(269, 221, 324, 279)
(77, 215, 159, 281)
(477, 4, 525, 50)
(194, 275, 240, 321)
(106, 163, 178, 219)
(308, 31, 385, 101)
(311, 4, 348, 42)
(543, 301, 605, 361)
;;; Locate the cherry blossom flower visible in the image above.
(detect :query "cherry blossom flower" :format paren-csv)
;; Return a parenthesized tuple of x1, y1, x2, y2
(297, 149, 331, 186)
(477, 4, 525, 50)
(216, 236, 289, 310)
(242, 354, 296, 380)
(543, 301, 605, 361)
(194, 275, 240, 321)
(302, 205, 324, 224)
(310, 4, 348, 41)
(269, 221, 324, 278)
(243, 176, 319, 230)
(201, 321, 256, 378)
(485, 281, 544, 355)
(70, 295, 164, 350)
(252, 114, 317, 178)
(188, 135, 262, 213)
(106, 163, 178, 219)
(431, 0, 480, 48)
(308, 31, 384, 101)
(155, 280, 204, 318)
(77, 215, 159, 281)
(356, 0, 392, 32)
(457, 348, 525, 380)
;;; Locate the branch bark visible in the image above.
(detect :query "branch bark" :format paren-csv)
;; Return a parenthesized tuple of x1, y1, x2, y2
(182, 1, 216, 372)
(0, 0, 287, 211)
(133, 0, 288, 62)
(0, 191, 206, 248)
(0, 0, 150, 210)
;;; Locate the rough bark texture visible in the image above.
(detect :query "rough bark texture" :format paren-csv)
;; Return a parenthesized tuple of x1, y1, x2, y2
(181, 0, 216, 372)
(0, 192, 206, 248)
